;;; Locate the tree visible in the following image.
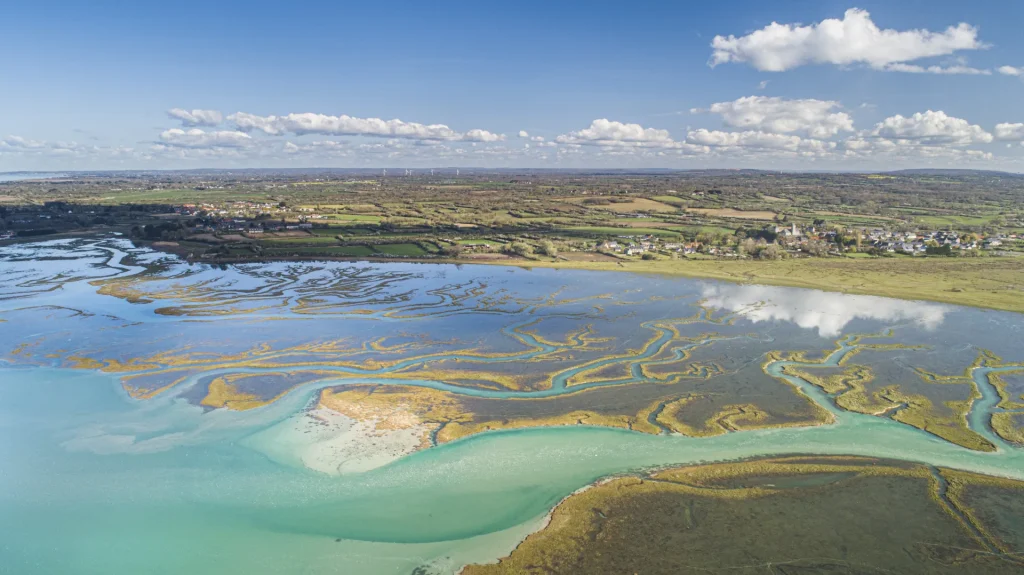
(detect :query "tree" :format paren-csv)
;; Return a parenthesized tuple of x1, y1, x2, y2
(759, 244, 784, 260)
(802, 239, 829, 257)
(926, 244, 953, 256)
(538, 240, 558, 257)
(504, 242, 533, 257)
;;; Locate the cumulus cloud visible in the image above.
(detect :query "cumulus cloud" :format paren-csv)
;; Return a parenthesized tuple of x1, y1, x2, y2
(556, 119, 674, 146)
(463, 128, 505, 142)
(701, 284, 947, 338)
(994, 123, 1024, 141)
(998, 65, 1024, 77)
(516, 129, 548, 143)
(158, 128, 253, 148)
(709, 8, 986, 72)
(554, 119, 712, 157)
(518, 130, 545, 143)
(869, 110, 992, 145)
(692, 96, 854, 138)
(686, 129, 836, 153)
(167, 108, 224, 127)
(226, 112, 503, 142)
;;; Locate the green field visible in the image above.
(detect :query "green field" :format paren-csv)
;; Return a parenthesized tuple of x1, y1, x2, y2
(260, 235, 340, 245)
(456, 239, 505, 246)
(668, 224, 737, 237)
(310, 228, 350, 236)
(561, 226, 682, 238)
(917, 214, 1003, 228)
(263, 245, 375, 257)
(374, 243, 427, 256)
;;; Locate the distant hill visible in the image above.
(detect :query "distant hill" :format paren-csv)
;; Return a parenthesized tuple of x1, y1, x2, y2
(882, 168, 1024, 178)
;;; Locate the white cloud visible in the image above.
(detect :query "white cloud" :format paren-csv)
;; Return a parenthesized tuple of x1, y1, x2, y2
(693, 96, 854, 138)
(757, 80, 770, 90)
(226, 112, 503, 142)
(998, 65, 1024, 77)
(462, 128, 505, 142)
(995, 123, 1024, 141)
(167, 108, 224, 127)
(841, 137, 993, 162)
(281, 140, 355, 156)
(709, 8, 986, 72)
(554, 119, 712, 156)
(158, 128, 253, 148)
(869, 110, 992, 145)
(686, 129, 836, 154)
(883, 63, 990, 75)
(518, 130, 530, 138)
(556, 119, 673, 146)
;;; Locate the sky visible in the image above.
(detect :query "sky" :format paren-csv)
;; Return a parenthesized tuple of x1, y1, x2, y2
(2, 0, 1024, 172)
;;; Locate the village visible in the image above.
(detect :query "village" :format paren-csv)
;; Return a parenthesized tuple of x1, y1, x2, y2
(594, 223, 1016, 259)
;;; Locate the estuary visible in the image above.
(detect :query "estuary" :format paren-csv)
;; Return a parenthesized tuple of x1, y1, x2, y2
(1, 237, 1023, 574)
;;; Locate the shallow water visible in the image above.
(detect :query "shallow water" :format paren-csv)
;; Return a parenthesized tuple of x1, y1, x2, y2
(1, 237, 1022, 574)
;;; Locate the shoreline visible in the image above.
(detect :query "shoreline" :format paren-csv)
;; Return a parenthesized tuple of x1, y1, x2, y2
(8, 233, 1018, 314)
(125, 236, 1024, 315)
(460, 256, 1024, 315)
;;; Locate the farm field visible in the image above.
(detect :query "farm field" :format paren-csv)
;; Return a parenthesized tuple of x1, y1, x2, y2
(687, 207, 777, 220)
(3, 169, 1023, 313)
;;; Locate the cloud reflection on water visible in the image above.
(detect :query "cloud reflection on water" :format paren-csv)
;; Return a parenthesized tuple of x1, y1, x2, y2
(701, 284, 948, 337)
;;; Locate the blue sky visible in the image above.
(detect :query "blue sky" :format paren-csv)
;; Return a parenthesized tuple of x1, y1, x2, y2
(2, 0, 1023, 171)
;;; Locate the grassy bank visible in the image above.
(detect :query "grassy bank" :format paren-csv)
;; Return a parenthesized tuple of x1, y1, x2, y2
(464, 255, 1024, 314)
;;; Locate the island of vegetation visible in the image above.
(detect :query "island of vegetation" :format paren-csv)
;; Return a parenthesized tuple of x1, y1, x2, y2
(463, 455, 1024, 575)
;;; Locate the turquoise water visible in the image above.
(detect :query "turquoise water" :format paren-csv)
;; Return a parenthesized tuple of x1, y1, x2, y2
(1, 237, 1023, 574)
